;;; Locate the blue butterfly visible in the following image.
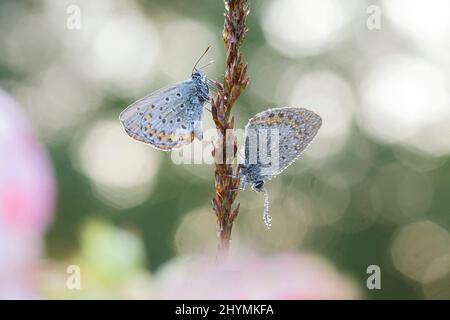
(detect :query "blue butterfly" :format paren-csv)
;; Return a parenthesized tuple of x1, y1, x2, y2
(119, 48, 212, 151)
(238, 107, 322, 227)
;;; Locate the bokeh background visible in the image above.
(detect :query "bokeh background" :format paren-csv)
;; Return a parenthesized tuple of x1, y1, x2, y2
(1, 0, 450, 299)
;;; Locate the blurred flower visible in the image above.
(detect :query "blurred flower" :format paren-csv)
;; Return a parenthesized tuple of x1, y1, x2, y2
(0, 88, 56, 298)
(0, 89, 55, 235)
(153, 250, 360, 299)
(40, 219, 152, 299)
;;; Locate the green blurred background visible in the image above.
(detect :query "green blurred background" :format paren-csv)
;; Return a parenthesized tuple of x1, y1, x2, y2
(1, 0, 450, 299)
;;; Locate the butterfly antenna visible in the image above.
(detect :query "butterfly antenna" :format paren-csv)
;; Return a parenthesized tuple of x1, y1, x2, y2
(199, 60, 214, 70)
(206, 78, 218, 88)
(192, 45, 212, 74)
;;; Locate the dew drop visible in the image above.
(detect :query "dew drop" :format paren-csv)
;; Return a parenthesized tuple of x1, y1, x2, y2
(262, 188, 272, 229)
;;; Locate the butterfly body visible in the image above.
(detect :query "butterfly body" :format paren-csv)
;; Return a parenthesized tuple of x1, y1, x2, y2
(119, 70, 209, 151)
(238, 164, 264, 192)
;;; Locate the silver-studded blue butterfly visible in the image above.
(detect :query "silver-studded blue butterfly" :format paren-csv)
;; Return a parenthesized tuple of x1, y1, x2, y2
(119, 48, 212, 151)
(238, 107, 322, 228)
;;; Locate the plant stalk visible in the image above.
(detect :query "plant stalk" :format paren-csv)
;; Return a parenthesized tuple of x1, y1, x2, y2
(211, 0, 249, 257)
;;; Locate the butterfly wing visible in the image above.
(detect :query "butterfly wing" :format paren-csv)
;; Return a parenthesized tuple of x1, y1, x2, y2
(244, 107, 321, 182)
(119, 79, 205, 151)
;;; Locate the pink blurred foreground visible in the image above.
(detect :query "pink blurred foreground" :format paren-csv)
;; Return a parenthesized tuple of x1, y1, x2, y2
(154, 251, 360, 299)
(0, 89, 56, 298)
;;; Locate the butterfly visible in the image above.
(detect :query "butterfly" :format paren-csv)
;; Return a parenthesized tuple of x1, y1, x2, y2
(237, 107, 322, 228)
(119, 48, 212, 151)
